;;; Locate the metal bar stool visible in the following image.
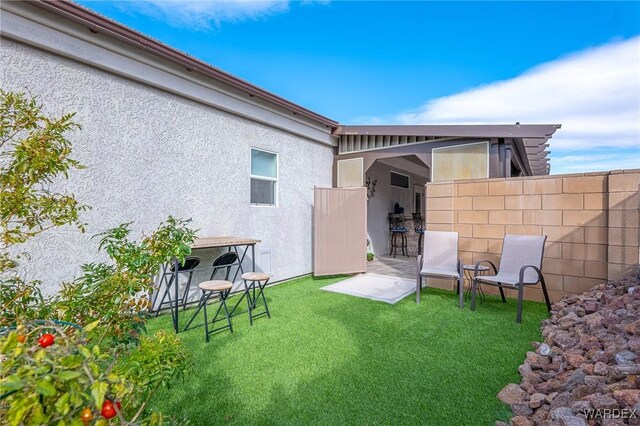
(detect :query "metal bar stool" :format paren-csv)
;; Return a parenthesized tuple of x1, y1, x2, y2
(183, 252, 241, 333)
(184, 280, 233, 342)
(388, 213, 409, 258)
(152, 256, 201, 316)
(230, 272, 271, 325)
(412, 213, 424, 256)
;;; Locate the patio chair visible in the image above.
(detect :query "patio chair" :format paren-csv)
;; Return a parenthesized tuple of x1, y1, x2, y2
(470, 234, 551, 323)
(153, 256, 201, 316)
(416, 231, 463, 308)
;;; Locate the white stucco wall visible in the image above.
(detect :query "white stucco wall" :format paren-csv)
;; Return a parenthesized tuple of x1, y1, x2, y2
(1, 39, 334, 295)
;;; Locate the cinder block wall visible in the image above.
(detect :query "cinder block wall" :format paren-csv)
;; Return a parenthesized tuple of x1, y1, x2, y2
(425, 169, 640, 302)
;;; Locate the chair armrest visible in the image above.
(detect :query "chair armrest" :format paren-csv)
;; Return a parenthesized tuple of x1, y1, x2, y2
(417, 255, 423, 275)
(474, 260, 498, 275)
(519, 265, 543, 285)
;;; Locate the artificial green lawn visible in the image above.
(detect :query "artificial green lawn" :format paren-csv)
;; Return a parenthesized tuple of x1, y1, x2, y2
(146, 275, 548, 425)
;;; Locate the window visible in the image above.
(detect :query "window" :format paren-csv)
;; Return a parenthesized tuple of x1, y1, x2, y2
(431, 141, 489, 182)
(390, 171, 409, 189)
(337, 158, 364, 188)
(250, 148, 277, 206)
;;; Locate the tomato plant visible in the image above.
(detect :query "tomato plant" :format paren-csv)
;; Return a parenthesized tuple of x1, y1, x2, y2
(0, 92, 194, 425)
(37, 333, 55, 348)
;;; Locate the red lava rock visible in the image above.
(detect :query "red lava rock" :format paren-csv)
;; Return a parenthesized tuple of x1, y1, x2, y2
(626, 320, 640, 335)
(529, 393, 546, 409)
(563, 353, 587, 369)
(498, 384, 527, 405)
(579, 363, 594, 375)
(543, 363, 561, 373)
(593, 361, 608, 376)
(509, 416, 533, 426)
(613, 389, 640, 406)
(588, 393, 619, 410)
(584, 300, 598, 314)
(496, 272, 640, 425)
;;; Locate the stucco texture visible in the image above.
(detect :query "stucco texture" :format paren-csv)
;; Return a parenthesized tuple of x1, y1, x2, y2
(2, 39, 333, 295)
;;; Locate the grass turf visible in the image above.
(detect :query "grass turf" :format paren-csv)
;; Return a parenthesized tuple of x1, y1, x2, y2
(146, 275, 548, 425)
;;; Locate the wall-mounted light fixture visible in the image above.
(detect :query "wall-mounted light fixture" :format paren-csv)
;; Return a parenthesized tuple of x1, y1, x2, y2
(365, 175, 377, 200)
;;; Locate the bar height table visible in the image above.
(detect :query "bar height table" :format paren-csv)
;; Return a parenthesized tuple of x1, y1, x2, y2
(167, 236, 261, 333)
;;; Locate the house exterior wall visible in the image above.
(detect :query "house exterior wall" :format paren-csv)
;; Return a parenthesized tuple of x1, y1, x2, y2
(366, 161, 427, 256)
(2, 38, 334, 295)
(424, 170, 640, 302)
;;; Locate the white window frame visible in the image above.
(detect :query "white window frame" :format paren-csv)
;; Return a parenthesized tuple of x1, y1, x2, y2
(250, 147, 278, 207)
(390, 170, 410, 189)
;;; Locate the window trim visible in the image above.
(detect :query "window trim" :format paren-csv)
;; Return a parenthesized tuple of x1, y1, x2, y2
(390, 170, 410, 189)
(250, 147, 278, 207)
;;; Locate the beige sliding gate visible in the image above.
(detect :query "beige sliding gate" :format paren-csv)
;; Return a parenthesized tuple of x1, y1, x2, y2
(313, 187, 367, 276)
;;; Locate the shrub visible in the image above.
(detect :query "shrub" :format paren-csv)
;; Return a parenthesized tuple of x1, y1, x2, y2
(0, 91, 195, 424)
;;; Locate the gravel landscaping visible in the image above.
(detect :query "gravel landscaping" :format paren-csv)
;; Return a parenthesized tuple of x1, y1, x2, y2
(497, 270, 640, 426)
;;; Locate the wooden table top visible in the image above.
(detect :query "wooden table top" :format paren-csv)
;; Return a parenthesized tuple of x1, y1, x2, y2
(191, 236, 261, 249)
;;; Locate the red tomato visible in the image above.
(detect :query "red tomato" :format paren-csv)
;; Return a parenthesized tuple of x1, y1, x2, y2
(17, 335, 26, 344)
(101, 400, 121, 419)
(80, 407, 94, 424)
(38, 333, 55, 348)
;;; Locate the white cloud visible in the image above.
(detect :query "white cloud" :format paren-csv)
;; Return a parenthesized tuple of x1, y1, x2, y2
(121, 0, 302, 29)
(368, 37, 640, 174)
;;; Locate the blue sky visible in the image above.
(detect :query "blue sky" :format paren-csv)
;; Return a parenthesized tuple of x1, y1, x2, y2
(79, 1, 640, 174)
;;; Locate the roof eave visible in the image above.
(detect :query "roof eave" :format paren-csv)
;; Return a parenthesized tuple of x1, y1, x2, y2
(33, 0, 339, 129)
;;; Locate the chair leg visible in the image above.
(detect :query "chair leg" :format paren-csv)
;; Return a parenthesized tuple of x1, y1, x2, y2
(229, 281, 249, 317)
(246, 281, 254, 326)
(181, 271, 194, 310)
(392, 233, 397, 258)
(516, 284, 524, 323)
(418, 233, 423, 257)
(221, 290, 233, 333)
(470, 278, 478, 311)
(389, 233, 394, 256)
(416, 275, 422, 303)
(458, 278, 463, 309)
(184, 290, 209, 332)
(540, 276, 552, 312)
(154, 274, 174, 317)
(498, 286, 506, 303)
(203, 292, 210, 342)
(258, 280, 271, 319)
(401, 233, 407, 257)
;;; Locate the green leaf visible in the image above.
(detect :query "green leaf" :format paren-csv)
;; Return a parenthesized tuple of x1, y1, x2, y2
(84, 319, 100, 333)
(57, 370, 82, 381)
(90, 381, 108, 408)
(59, 355, 83, 369)
(1, 332, 18, 354)
(54, 392, 70, 415)
(78, 345, 91, 359)
(0, 375, 24, 392)
(35, 379, 57, 396)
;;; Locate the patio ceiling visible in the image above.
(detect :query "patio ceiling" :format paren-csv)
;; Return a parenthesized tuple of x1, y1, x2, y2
(334, 124, 561, 176)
